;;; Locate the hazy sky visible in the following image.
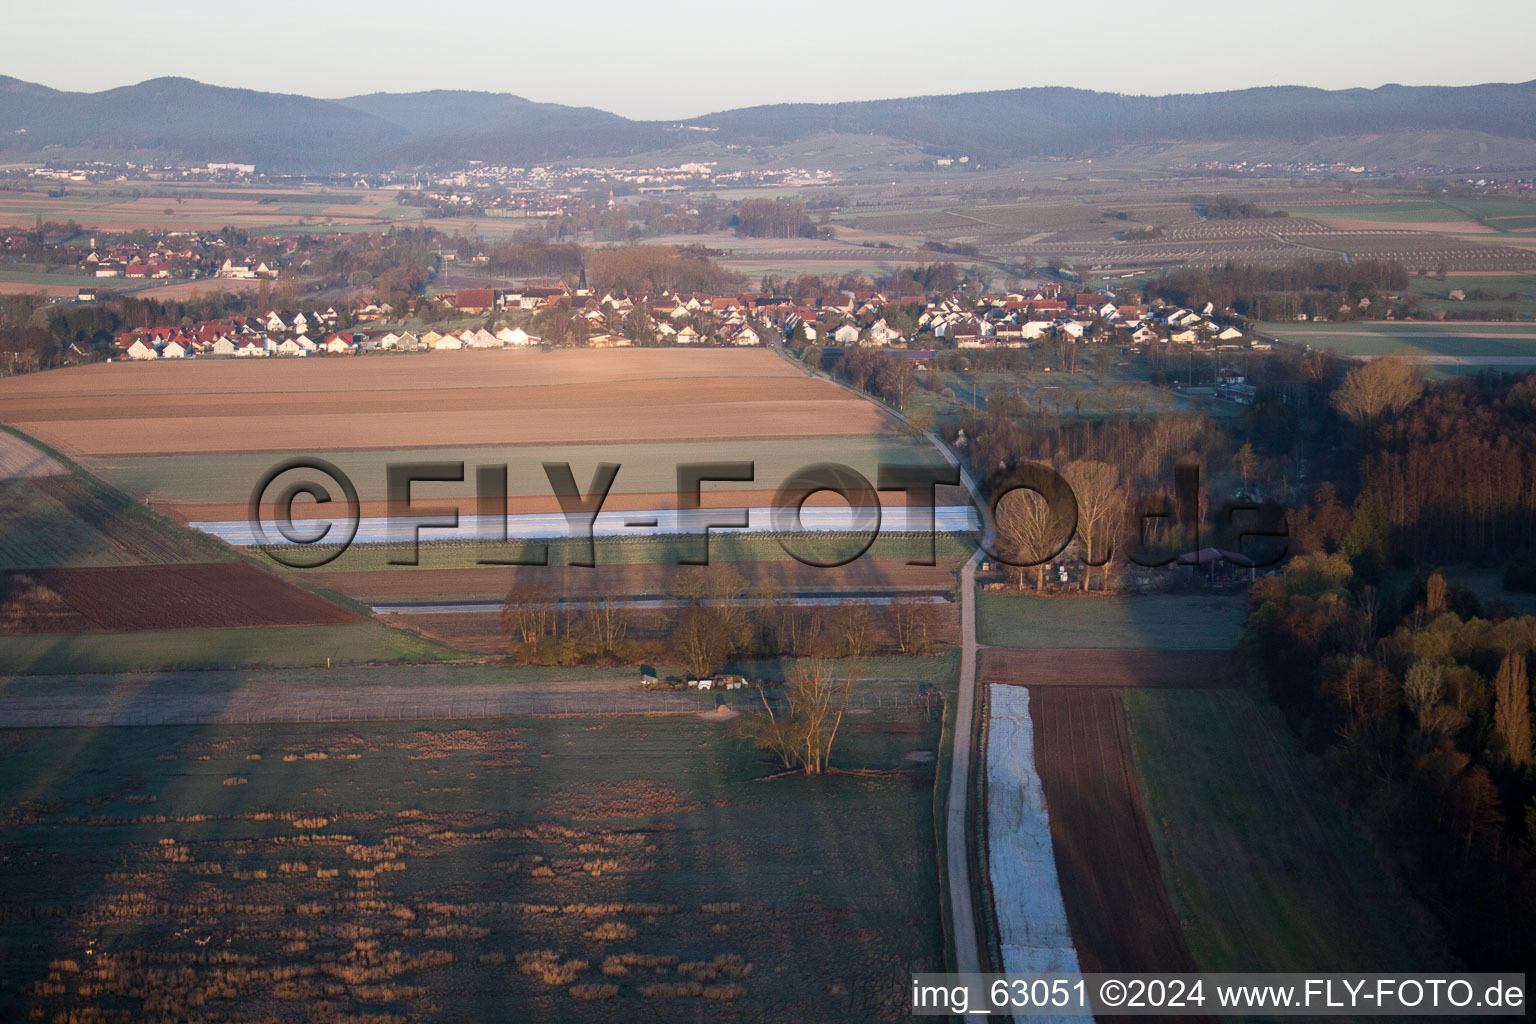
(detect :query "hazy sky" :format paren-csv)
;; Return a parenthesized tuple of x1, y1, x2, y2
(10, 0, 1535, 119)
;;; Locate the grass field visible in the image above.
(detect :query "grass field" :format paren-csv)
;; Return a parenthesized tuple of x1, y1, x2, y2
(1124, 688, 1449, 971)
(0, 620, 470, 674)
(976, 593, 1246, 649)
(1259, 320, 1536, 361)
(83, 436, 942, 511)
(0, 710, 942, 1022)
(292, 532, 974, 577)
(0, 470, 226, 570)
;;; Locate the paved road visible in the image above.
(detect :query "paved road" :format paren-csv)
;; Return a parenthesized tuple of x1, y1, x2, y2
(770, 337, 990, 974)
(946, 549, 984, 974)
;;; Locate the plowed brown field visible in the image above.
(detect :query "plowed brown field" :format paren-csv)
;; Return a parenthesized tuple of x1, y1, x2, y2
(1030, 687, 1200, 976)
(982, 648, 1241, 688)
(0, 563, 360, 632)
(0, 350, 896, 457)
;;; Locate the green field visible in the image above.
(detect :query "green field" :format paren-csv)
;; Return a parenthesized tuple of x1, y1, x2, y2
(0, 473, 226, 570)
(976, 593, 1246, 649)
(0, 268, 147, 290)
(0, 710, 941, 1023)
(89, 436, 945, 506)
(0, 620, 471, 674)
(1125, 688, 1449, 971)
(1259, 320, 1536, 360)
(280, 531, 975, 575)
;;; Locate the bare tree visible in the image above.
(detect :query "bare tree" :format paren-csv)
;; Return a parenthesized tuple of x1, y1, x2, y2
(669, 565, 709, 606)
(742, 655, 864, 775)
(501, 584, 557, 646)
(891, 596, 937, 654)
(1063, 459, 1124, 591)
(1331, 356, 1422, 428)
(673, 606, 733, 679)
(995, 486, 1073, 590)
(704, 562, 749, 630)
(831, 601, 873, 658)
(581, 593, 629, 656)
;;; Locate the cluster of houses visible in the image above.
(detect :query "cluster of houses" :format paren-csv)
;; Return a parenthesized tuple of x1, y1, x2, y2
(914, 292, 1251, 348)
(108, 279, 1263, 361)
(114, 317, 542, 360)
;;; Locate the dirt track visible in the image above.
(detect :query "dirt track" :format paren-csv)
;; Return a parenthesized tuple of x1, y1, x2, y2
(1030, 687, 1199, 975)
(982, 648, 1241, 688)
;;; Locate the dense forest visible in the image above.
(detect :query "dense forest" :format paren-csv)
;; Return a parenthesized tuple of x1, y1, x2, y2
(1245, 364, 1536, 970)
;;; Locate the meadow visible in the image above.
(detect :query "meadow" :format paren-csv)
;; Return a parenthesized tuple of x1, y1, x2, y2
(0, 710, 943, 1023)
(1259, 320, 1536, 362)
(1123, 687, 1450, 971)
(975, 592, 1247, 650)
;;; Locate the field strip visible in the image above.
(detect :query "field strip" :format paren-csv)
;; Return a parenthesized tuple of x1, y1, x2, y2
(982, 649, 1242, 688)
(1030, 688, 1201, 976)
(985, 684, 1082, 993)
(0, 431, 63, 478)
(1354, 354, 1536, 365)
(191, 505, 980, 544)
(1278, 330, 1536, 340)
(0, 676, 934, 728)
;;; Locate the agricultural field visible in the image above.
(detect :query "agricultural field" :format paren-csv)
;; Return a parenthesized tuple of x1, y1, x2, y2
(1123, 688, 1451, 971)
(980, 647, 1239, 687)
(1027, 686, 1198, 973)
(0, 563, 361, 633)
(0, 620, 468, 675)
(0, 182, 421, 233)
(0, 711, 943, 1023)
(0, 469, 221, 570)
(975, 592, 1247, 650)
(1259, 320, 1536, 366)
(0, 349, 899, 458)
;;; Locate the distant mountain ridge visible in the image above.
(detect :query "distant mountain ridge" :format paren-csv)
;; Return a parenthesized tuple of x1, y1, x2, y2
(2, 75, 1534, 172)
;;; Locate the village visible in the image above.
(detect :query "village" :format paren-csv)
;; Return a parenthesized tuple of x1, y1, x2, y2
(109, 280, 1264, 361)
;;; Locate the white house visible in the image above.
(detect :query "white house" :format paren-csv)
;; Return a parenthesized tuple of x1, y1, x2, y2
(731, 326, 761, 346)
(675, 325, 700, 344)
(161, 340, 187, 359)
(209, 337, 238, 356)
(433, 333, 463, 350)
(324, 335, 355, 354)
(1217, 326, 1245, 342)
(125, 339, 157, 360)
(276, 338, 306, 356)
(832, 323, 861, 345)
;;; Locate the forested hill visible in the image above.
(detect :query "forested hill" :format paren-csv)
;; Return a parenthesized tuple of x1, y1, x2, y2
(1, 75, 1533, 172)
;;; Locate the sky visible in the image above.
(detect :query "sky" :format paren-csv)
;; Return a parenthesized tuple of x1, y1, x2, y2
(10, 0, 1535, 120)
